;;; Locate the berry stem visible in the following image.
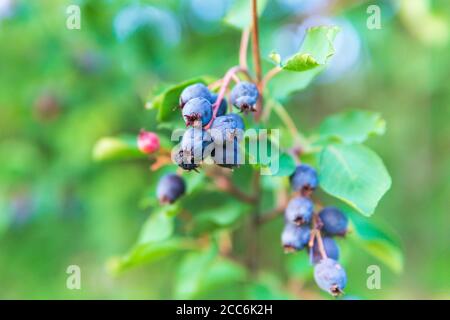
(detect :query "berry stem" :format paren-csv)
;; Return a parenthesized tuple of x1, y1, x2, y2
(262, 66, 282, 89)
(205, 66, 246, 129)
(309, 214, 328, 260)
(251, 0, 263, 121)
(239, 28, 250, 70)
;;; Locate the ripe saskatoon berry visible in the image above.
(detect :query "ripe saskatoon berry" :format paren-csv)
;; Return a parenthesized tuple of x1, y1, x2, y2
(210, 93, 228, 117)
(156, 174, 186, 204)
(285, 196, 314, 226)
(281, 224, 310, 253)
(314, 258, 347, 296)
(230, 81, 259, 112)
(214, 139, 241, 169)
(310, 237, 340, 264)
(179, 83, 213, 108)
(137, 130, 160, 154)
(182, 97, 213, 127)
(318, 207, 348, 236)
(290, 164, 318, 195)
(211, 113, 245, 143)
(180, 127, 213, 163)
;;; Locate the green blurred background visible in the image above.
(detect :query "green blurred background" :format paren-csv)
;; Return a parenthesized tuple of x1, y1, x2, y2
(0, 0, 449, 299)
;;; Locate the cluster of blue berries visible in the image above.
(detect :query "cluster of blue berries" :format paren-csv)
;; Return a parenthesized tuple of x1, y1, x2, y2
(282, 164, 349, 296)
(175, 82, 258, 170)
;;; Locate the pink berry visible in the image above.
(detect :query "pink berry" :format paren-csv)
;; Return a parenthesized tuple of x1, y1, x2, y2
(137, 130, 160, 154)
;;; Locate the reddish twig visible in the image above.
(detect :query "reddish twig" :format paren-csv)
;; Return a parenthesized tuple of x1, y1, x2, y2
(251, 0, 263, 121)
(240, 28, 250, 70)
(262, 66, 282, 89)
(204, 66, 247, 129)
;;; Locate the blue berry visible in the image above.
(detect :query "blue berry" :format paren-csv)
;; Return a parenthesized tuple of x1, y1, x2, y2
(156, 174, 186, 204)
(179, 83, 213, 107)
(285, 196, 314, 225)
(210, 93, 228, 117)
(310, 237, 340, 264)
(319, 207, 348, 236)
(174, 128, 212, 171)
(290, 164, 318, 194)
(180, 128, 213, 161)
(210, 113, 245, 143)
(314, 258, 347, 296)
(213, 139, 241, 169)
(281, 224, 310, 252)
(230, 81, 259, 112)
(182, 97, 213, 127)
(174, 150, 199, 171)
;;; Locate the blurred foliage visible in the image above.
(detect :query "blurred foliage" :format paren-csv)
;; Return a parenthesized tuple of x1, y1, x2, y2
(0, 0, 449, 299)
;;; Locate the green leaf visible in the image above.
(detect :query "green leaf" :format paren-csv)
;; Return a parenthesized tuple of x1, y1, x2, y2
(266, 152, 296, 177)
(108, 238, 194, 275)
(92, 135, 144, 162)
(146, 76, 214, 122)
(137, 204, 180, 244)
(269, 26, 340, 99)
(223, 0, 268, 29)
(319, 110, 386, 144)
(192, 203, 249, 234)
(174, 246, 218, 299)
(283, 53, 320, 72)
(319, 144, 392, 216)
(346, 208, 403, 273)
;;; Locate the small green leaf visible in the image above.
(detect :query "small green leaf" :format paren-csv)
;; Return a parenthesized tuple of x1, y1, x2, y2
(138, 204, 180, 244)
(283, 53, 320, 72)
(146, 76, 214, 122)
(319, 110, 386, 144)
(319, 144, 392, 216)
(346, 208, 403, 273)
(269, 26, 340, 99)
(269, 52, 282, 66)
(223, 0, 268, 29)
(108, 238, 194, 275)
(92, 135, 144, 162)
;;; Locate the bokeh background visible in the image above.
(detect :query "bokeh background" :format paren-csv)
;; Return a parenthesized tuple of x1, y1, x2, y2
(0, 0, 449, 299)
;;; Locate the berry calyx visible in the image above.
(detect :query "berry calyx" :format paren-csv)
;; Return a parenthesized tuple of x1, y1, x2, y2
(230, 81, 259, 112)
(182, 97, 213, 127)
(285, 196, 314, 226)
(290, 164, 318, 195)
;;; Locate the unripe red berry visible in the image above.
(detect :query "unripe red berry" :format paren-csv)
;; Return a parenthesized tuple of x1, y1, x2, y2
(137, 130, 160, 154)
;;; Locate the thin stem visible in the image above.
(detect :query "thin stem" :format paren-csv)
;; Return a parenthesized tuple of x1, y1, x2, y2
(308, 214, 328, 260)
(270, 99, 311, 152)
(204, 66, 246, 129)
(262, 66, 282, 89)
(251, 0, 263, 121)
(239, 28, 250, 70)
(231, 73, 241, 83)
(315, 231, 328, 260)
